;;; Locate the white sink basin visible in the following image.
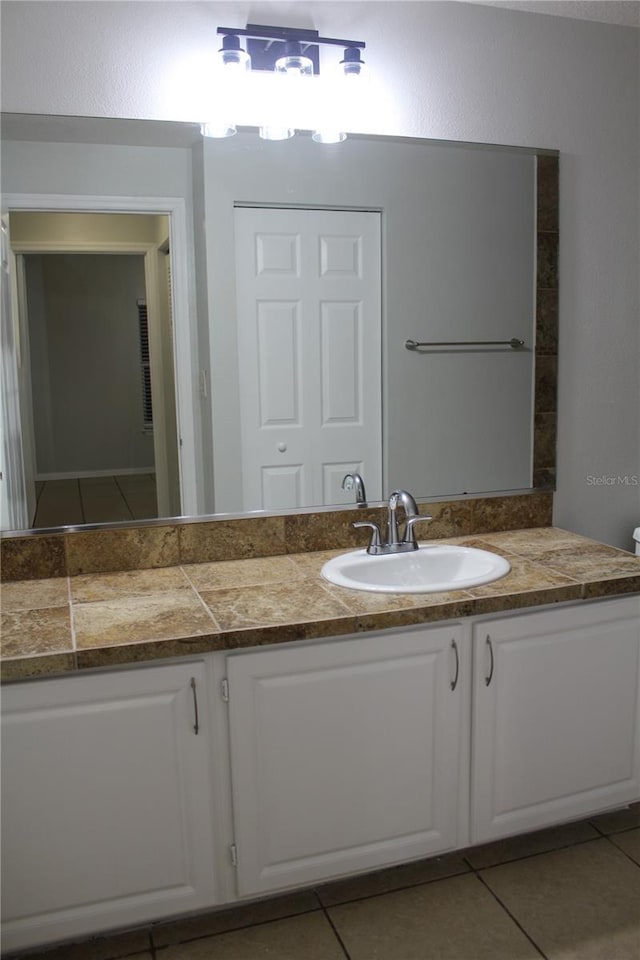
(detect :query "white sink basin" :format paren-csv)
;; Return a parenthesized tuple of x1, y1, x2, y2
(321, 544, 510, 594)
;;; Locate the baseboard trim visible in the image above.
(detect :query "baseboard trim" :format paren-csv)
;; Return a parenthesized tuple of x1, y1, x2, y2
(36, 468, 156, 481)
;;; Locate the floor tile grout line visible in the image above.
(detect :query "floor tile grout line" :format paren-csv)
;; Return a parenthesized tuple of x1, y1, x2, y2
(77, 477, 86, 525)
(471, 867, 549, 960)
(148, 905, 325, 950)
(113, 475, 136, 522)
(463, 830, 607, 871)
(610, 822, 640, 835)
(588, 819, 608, 837)
(588, 819, 640, 839)
(321, 905, 353, 960)
(601, 831, 640, 869)
(312, 865, 472, 910)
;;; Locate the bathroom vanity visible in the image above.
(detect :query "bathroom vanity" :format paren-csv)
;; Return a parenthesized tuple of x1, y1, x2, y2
(1, 519, 639, 953)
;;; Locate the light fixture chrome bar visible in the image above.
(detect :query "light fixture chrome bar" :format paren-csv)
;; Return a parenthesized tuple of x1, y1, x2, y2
(405, 338, 526, 350)
(217, 25, 365, 49)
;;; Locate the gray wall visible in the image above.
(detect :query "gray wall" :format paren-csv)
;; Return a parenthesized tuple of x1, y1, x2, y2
(203, 134, 535, 512)
(25, 254, 153, 476)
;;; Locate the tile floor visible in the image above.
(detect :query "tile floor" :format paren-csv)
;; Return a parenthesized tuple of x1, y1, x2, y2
(6, 805, 639, 960)
(33, 475, 158, 528)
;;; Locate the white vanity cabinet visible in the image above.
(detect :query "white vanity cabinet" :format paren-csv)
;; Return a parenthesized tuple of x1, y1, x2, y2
(1, 660, 218, 953)
(225, 624, 468, 897)
(471, 596, 640, 844)
(2, 594, 639, 952)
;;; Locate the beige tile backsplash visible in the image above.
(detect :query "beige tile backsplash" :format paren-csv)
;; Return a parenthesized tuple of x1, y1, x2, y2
(1, 492, 553, 581)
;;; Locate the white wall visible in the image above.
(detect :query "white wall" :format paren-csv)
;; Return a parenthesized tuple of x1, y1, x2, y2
(1, 1, 638, 548)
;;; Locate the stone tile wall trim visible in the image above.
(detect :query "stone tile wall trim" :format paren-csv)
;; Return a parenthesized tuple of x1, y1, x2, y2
(533, 154, 559, 488)
(1, 493, 552, 581)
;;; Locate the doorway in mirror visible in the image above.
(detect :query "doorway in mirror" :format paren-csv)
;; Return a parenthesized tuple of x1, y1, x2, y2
(4, 211, 181, 530)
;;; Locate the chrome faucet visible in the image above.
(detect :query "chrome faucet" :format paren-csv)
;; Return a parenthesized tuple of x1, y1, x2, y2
(342, 472, 368, 507)
(387, 489, 419, 545)
(353, 489, 432, 555)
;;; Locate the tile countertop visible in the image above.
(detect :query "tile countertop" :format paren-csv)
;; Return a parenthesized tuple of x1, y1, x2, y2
(2, 527, 640, 682)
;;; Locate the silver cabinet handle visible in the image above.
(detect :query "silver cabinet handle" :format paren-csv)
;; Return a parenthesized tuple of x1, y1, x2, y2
(450, 638, 459, 691)
(485, 636, 494, 687)
(190, 677, 200, 735)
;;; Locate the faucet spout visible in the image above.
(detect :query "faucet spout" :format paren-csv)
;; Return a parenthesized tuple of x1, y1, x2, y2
(389, 489, 419, 519)
(388, 489, 428, 550)
(342, 472, 368, 507)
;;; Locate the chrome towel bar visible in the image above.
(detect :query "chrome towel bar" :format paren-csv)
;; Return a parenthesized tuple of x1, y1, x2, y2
(405, 337, 525, 350)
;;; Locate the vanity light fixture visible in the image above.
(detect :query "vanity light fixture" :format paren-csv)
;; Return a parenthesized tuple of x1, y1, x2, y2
(201, 23, 366, 143)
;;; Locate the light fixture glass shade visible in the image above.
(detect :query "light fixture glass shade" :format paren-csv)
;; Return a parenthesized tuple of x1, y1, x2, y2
(340, 46, 365, 77)
(218, 34, 251, 71)
(275, 41, 313, 76)
(201, 121, 237, 139)
(259, 126, 295, 141)
(275, 55, 313, 75)
(221, 49, 251, 70)
(312, 129, 347, 144)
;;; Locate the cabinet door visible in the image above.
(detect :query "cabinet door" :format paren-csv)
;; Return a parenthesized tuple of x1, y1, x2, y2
(227, 626, 465, 896)
(472, 597, 640, 844)
(1, 661, 217, 953)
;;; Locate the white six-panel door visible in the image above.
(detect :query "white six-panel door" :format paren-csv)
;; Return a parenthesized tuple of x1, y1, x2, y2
(234, 207, 382, 510)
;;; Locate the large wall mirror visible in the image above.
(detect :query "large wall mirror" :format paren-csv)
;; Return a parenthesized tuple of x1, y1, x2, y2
(0, 113, 558, 534)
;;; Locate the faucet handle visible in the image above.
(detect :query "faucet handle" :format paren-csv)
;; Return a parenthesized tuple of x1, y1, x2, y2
(403, 514, 433, 545)
(353, 521, 382, 554)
